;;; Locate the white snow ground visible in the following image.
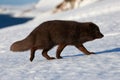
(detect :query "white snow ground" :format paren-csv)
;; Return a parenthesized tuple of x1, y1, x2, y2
(0, 0, 120, 80)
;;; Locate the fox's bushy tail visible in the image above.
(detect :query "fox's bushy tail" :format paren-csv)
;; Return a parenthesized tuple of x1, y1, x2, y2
(10, 36, 34, 52)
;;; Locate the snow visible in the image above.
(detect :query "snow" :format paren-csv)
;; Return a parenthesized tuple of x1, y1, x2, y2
(0, 0, 120, 80)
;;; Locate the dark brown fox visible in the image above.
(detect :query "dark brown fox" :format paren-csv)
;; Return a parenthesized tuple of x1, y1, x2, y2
(10, 20, 104, 62)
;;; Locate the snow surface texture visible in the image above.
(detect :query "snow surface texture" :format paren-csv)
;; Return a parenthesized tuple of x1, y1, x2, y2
(0, 0, 120, 80)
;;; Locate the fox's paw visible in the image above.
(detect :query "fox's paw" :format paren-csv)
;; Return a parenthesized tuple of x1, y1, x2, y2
(90, 52, 95, 54)
(57, 56, 63, 59)
(47, 57, 56, 60)
(86, 52, 95, 55)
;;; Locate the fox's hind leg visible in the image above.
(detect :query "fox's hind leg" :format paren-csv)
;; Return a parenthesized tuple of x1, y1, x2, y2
(56, 44, 66, 59)
(30, 48, 37, 62)
(42, 48, 55, 60)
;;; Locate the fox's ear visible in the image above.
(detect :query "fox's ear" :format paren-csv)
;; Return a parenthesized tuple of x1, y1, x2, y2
(89, 22, 97, 30)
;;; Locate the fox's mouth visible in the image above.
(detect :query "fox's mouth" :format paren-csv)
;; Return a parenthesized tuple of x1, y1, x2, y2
(96, 34, 104, 38)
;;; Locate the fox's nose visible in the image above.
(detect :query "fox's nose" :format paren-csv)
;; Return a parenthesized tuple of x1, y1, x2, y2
(100, 33, 104, 38)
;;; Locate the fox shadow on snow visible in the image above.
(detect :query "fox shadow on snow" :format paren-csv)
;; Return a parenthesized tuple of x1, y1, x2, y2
(64, 48, 120, 58)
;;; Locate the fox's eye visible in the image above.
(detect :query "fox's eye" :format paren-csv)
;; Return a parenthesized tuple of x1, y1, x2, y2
(96, 30, 99, 33)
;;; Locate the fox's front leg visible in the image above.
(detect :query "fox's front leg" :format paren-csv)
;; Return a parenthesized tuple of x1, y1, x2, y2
(56, 44, 66, 59)
(75, 44, 95, 55)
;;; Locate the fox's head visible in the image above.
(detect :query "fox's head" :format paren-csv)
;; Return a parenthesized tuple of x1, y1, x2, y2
(78, 22, 104, 43)
(89, 22, 104, 39)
